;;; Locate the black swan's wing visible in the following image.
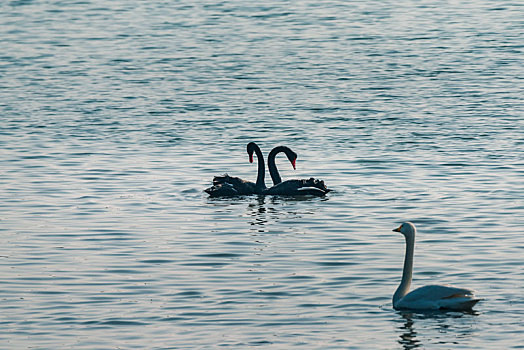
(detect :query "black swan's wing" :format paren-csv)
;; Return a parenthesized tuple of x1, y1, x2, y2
(212, 174, 241, 186)
(206, 174, 239, 196)
(205, 174, 257, 196)
(263, 178, 330, 196)
(205, 182, 240, 197)
(295, 187, 329, 196)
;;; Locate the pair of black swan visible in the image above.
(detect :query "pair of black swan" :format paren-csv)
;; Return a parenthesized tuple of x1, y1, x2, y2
(205, 142, 330, 197)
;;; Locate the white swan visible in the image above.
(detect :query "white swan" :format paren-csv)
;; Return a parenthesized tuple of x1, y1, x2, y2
(392, 222, 481, 311)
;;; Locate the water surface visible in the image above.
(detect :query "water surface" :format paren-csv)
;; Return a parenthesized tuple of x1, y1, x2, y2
(1, 0, 523, 348)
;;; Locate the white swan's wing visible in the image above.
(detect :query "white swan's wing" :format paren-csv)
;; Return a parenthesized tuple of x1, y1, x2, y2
(397, 285, 479, 310)
(405, 284, 476, 300)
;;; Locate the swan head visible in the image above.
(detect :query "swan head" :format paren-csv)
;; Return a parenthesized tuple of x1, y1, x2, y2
(268, 145, 298, 169)
(247, 142, 259, 163)
(282, 147, 297, 170)
(275, 146, 298, 170)
(393, 222, 416, 239)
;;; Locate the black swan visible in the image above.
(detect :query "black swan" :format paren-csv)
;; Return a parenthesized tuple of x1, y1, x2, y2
(205, 142, 266, 197)
(262, 146, 330, 196)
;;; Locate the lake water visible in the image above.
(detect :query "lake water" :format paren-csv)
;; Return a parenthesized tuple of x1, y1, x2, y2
(1, 0, 523, 348)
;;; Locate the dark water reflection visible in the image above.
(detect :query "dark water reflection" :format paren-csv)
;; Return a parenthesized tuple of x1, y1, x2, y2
(208, 194, 329, 231)
(247, 196, 269, 229)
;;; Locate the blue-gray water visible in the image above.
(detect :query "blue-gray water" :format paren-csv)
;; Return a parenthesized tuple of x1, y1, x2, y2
(1, 0, 523, 348)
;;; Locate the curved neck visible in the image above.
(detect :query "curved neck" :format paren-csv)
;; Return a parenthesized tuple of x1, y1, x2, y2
(267, 146, 289, 185)
(253, 145, 266, 189)
(393, 234, 414, 307)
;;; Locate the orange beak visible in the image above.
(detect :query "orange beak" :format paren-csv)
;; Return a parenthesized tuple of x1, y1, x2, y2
(393, 225, 401, 232)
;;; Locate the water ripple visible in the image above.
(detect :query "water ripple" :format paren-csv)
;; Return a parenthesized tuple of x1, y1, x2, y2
(1, 0, 523, 349)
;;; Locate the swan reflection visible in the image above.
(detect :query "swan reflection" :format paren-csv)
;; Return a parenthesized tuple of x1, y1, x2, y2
(397, 312, 421, 349)
(396, 310, 480, 349)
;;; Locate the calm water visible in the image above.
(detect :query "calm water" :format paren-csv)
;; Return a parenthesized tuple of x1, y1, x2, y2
(1, 0, 523, 348)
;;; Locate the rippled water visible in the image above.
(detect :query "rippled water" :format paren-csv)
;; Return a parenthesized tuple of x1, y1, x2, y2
(1, 0, 523, 348)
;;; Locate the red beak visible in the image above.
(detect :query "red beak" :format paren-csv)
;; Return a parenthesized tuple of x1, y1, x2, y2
(291, 159, 296, 170)
(249, 155, 253, 163)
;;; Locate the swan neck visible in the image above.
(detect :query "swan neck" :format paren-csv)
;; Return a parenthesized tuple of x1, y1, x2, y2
(267, 148, 283, 185)
(393, 234, 415, 306)
(254, 146, 266, 189)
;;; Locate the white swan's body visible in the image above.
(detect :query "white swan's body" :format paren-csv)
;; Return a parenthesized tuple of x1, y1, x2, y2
(392, 222, 480, 311)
